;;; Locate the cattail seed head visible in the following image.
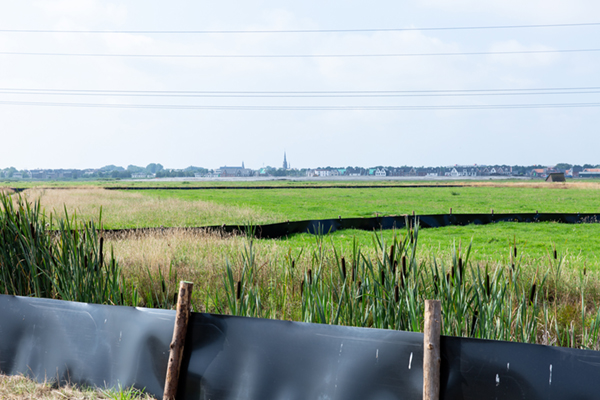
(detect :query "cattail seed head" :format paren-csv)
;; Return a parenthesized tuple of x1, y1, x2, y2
(381, 270, 385, 286)
(401, 255, 407, 276)
(471, 310, 478, 337)
(161, 279, 166, 293)
(389, 245, 395, 268)
(529, 282, 537, 305)
(486, 274, 491, 297)
(308, 269, 313, 284)
(357, 281, 363, 302)
(99, 237, 104, 267)
(341, 257, 347, 280)
(236, 280, 242, 300)
(513, 246, 517, 258)
(553, 249, 558, 260)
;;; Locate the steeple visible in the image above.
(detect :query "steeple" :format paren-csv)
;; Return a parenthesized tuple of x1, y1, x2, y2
(283, 152, 288, 169)
(242, 161, 245, 169)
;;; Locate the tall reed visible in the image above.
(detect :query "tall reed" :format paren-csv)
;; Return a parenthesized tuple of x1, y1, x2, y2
(217, 219, 600, 349)
(0, 192, 130, 305)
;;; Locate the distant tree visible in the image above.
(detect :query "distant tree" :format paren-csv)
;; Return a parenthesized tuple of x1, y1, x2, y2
(146, 163, 164, 174)
(111, 170, 131, 179)
(555, 163, 572, 171)
(127, 165, 145, 173)
(100, 165, 124, 172)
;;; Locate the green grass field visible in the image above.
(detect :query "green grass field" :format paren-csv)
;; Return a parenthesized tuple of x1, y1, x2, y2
(282, 222, 600, 269)
(11, 181, 600, 268)
(135, 185, 600, 221)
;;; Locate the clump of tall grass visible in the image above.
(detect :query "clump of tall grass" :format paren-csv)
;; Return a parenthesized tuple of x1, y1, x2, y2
(0, 192, 131, 305)
(216, 221, 600, 350)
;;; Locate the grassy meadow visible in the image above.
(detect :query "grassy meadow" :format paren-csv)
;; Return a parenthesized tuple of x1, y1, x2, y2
(3, 180, 600, 349)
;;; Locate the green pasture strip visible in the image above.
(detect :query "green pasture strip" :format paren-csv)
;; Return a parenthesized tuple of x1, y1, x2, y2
(278, 222, 600, 270)
(134, 186, 600, 222)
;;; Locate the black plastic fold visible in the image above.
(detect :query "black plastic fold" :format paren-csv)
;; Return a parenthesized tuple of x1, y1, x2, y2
(100, 213, 600, 239)
(2, 295, 600, 400)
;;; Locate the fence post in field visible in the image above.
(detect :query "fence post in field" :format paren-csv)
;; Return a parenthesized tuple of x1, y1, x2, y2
(163, 281, 194, 400)
(423, 299, 441, 400)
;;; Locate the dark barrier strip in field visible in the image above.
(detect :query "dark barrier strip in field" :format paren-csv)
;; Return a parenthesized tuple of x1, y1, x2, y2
(104, 184, 465, 190)
(2, 295, 600, 399)
(100, 212, 600, 239)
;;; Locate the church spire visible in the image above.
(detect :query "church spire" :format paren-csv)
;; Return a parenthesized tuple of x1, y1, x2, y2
(283, 152, 288, 169)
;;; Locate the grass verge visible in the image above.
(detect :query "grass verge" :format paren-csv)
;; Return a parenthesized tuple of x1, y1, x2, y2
(0, 374, 154, 400)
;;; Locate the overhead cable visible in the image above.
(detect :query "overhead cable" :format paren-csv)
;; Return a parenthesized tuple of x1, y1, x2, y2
(1, 87, 600, 98)
(1, 22, 599, 34)
(1, 48, 600, 58)
(1, 100, 600, 110)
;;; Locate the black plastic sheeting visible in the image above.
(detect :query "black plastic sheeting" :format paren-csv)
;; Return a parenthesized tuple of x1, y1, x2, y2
(102, 212, 600, 239)
(2, 295, 600, 399)
(105, 185, 464, 190)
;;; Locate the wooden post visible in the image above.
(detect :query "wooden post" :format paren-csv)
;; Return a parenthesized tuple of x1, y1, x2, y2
(163, 281, 193, 400)
(423, 300, 441, 400)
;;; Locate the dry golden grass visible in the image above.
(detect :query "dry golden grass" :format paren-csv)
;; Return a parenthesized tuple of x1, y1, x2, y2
(464, 180, 600, 190)
(0, 374, 154, 400)
(21, 188, 274, 229)
(107, 229, 298, 310)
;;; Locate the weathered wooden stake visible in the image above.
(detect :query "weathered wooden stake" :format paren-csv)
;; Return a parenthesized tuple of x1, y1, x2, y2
(423, 300, 441, 400)
(163, 281, 193, 400)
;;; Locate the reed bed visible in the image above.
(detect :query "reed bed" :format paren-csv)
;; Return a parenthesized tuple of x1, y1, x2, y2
(0, 192, 129, 305)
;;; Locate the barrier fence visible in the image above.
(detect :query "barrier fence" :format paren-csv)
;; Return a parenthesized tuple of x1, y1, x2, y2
(99, 212, 600, 239)
(2, 293, 600, 399)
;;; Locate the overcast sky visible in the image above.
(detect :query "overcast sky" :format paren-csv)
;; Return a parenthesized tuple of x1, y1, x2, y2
(1, 0, 599, 170)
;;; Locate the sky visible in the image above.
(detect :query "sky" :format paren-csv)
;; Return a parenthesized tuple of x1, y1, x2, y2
(1, 0, 599, 170)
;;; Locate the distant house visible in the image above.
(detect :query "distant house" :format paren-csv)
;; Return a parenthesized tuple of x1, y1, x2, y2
(307, 169, 331, 177)
(375, 168, 387, 177)
(132, 173, 149, 179)
(531, 168, 547, 178)
(546, 172, 566, 182)
(216, 166, 252, 177)
(580, 168, 600, 178)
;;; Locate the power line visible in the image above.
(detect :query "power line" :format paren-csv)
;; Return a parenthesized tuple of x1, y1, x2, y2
(1, 100, 599, 110)
(1, 22, 600, 34)
(1, 87, 600, 98)
(1, 48, 599, 58)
